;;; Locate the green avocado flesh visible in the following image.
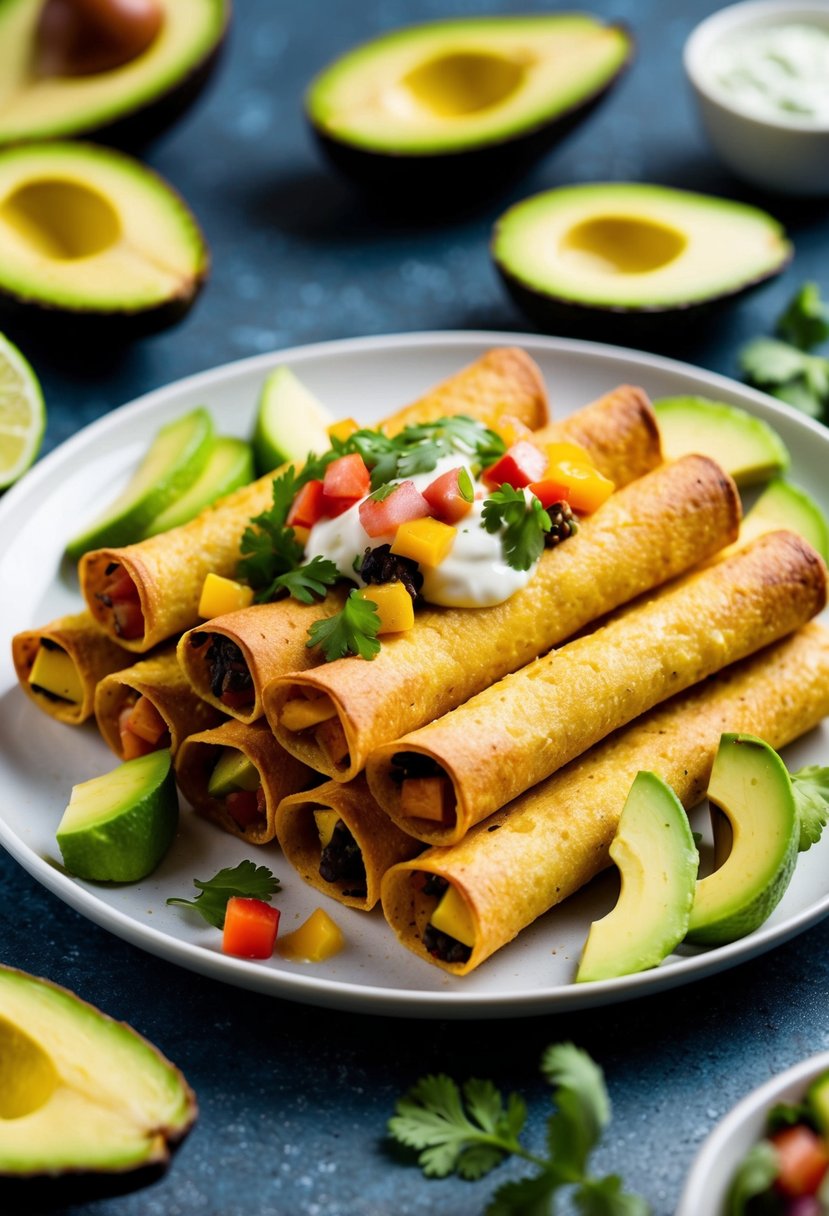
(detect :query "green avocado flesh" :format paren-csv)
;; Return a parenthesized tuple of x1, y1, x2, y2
(252, 366, 333, 476)
(143, 437, 254, 536)
(807, 1073, 829, 1135)
(207, 748, 260, 798)
(66, 407, 214, 559)
(0, 0, 226, 145)
(576, 771, 698, 983)
(56, 749, 178, 883)
(0, 141, 208, 322)
(654, 397, 789, 487)
(686, 734, 799, 946)
(492, 183, 791, 310)
(307, 15, 631, 155)
(0, 965, 195, 1182)
(740, 479, 829, 562)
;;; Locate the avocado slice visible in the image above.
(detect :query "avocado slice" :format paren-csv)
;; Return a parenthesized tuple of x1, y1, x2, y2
(576, 772, 698, 983)
(0, 141, 208, 332)
(306, 16, 632, 198)
(807, 1073, 829, 1136)
(0, 964, 196, 1206)
(492, 184, 791, 337)
(142, 436, 254, 536)
(66, 407, 214, 559)
(686, 734, 799, 947)
(0, 0, 228, 147)
(654, 396, 789, 487)
(56, 748, 178, 882)
(740, 479, 829, 562)
(206, 747, 260, 798)
(252, 366, 333, 476)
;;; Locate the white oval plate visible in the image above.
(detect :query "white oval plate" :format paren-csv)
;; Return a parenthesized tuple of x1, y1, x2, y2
(677, 1050, 829, 1214)
(2, 331, 829, 1019)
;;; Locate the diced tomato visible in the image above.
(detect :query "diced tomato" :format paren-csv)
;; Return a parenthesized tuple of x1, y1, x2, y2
(287, 480, 325, 529)
(225, 788, 264, 829)
(321, 494, 360, 519)
(422, 467, 473, 524)
(358, 481, 431, 538)
(117, 705, 155, 760)
(112, 599, 144, 640)
(483, 440, 547, 489)
(220, 685, 254, 710)
(222, 897, 280, 958)
(771, 1126, 829, 1198)
(323, 453, 370, 501)
(102, 566, 140, 602)
(124, 695, 167, 745)
(528, 479, 572, 509)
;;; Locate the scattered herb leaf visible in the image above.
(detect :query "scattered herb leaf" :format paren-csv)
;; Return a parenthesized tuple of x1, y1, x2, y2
(458, 466, 475, 502)
(777, 282, 829, 350)
(270, 555, 340, 604)
(482, 485, 551, 571)
(726, 1141, 780, 1216)
(307, 589, 381, 661)
(740, 283, 829, 421)
(791, 763, 829, 851)
(167, 861, 280, 929)
(368, 483, 397, 502)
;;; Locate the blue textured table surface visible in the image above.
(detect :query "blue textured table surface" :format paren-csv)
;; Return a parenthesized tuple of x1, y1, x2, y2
(3, 2, 829, 1213)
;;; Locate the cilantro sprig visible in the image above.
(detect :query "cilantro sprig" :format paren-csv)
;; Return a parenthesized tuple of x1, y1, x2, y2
(307, 589, 381, 661)
(740, 282, 829, 421)
(482, 484, 551, 571)
(791, 763, 829, 851)
(166, 861, 280, 929)
(388, 1043, 649, 1215)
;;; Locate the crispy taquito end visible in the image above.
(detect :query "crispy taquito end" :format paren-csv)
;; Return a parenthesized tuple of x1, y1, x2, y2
(266, 453, 741, 782)
(94, 647, 224, 760)
(275, 776, 422, 911)
(534, 383, 661, 482)
(175, 719, 313, 844)
(11, 611, 133, 726)
(381, 623, 829, 976)
(78, 348, 549, 654)
(369, 530, 827, 844)
(176, 591, 349, 724)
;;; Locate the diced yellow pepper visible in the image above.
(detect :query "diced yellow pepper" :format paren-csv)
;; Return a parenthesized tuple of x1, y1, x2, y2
(357, 583, 414, 634)
(391, 517, 456, 568)
(277, 907, 345, 962)
(493, 414, 533, 448)
(401, 776, 452, 822)
(313, 809, 340, 850)
(292, 524, 310, 547)
(544, 440, 594, 469)
(327, 418, 359, 443)
(280, 693, 337, 732)
(547, 460, 615, 514)
(429, 884, 476, 949)
(29, 646, 83, 703)
(198, 572, 255, 619)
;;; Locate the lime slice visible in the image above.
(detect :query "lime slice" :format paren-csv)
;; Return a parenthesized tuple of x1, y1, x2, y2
(0, 331, 45, 491)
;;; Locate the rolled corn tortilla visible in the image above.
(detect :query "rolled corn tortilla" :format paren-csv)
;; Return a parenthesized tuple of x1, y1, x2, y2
(180, 383, 660, 725)
(11, 611, 133, 726)
(175, 718, 314, 844)
(266, 453, 741, 781)
(275, 776, 422, 911)
(79, 347, 550, 653)
(94, 647, 225, 759)
(381, 623, 829, 975)
(368, 530, 828, 844)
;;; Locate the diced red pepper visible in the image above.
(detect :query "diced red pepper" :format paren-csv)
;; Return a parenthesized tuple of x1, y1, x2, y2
(771, 1126, 829, 1198)
(321, 494, 360, 519)
(323, 453, 371, 501)
(220, 685, 254, 710)
(112, 599, 144, 641)
(422, 467, 473, 524)
(528, 479, 572, 509)
(117, 704, 154, 760)
(358, 481, 431, 538)
(222, 897, 280, 958)
(102, 566, 140, 602)
(124, 695, 167, 745)
(287, 480, 325, 530)
(483, 440, 547, 489)
(225, 787, 265, 829)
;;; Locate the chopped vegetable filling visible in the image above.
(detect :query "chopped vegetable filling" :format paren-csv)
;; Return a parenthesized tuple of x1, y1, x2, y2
(357, 543, 422, 600)
(193, 633, 255, 708)
(318, 819, 367, 896)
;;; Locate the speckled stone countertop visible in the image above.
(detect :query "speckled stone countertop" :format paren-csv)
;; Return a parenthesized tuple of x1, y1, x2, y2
(3, 1, 829, 1213)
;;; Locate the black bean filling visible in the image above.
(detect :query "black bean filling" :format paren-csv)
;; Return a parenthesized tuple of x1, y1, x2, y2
(358, 545, 423, 601)
(421, 873, 448, 898)
(544, 501, 578, 548)
(196, 634, 254, 701)
(30, 683, 70, 703)
(423, 925, 472, 965)
(39, 637, 59, 652)
(318, 820, 367, 896)
(390, 751, 445, 784)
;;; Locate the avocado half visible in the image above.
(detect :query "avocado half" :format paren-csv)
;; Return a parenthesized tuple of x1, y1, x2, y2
(0, 0, 230, 148)
(492, 183, 792, 339)
(306, 15, 633, 198)
(0, 141, 208, 332)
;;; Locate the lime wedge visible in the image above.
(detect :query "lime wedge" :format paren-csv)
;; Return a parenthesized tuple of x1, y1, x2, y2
(0, 331, 45, 491)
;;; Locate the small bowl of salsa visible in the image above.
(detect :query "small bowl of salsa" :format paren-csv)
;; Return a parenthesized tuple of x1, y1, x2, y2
(684, 0, 829, 195)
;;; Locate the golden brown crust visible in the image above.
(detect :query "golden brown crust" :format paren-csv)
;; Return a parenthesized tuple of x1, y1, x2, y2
(274, 776, 421, 911)
(537, 383, 662, 481)
(368, 530, 827, 844)
(266, 453, 741, 782)
(94, 647, 224, 758)
(380, 623, 829, 975)
(11, 611, 133, 726)
(174, 718, 313, 845)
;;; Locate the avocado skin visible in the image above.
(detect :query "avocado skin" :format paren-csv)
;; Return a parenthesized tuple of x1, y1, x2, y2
(309, 31, 633, 207)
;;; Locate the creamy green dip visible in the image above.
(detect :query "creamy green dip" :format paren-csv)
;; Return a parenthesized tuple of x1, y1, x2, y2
(710, 22, 829, 122)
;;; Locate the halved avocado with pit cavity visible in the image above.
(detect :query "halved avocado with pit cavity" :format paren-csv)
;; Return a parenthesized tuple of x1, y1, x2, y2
(0, 0, 229, 148)
(306, 16, 633, 200)
(492, 183, 792, 340)
(0, 141, 208, 332)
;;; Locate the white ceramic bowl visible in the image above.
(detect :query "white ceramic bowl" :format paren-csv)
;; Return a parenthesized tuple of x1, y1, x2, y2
(677, 1050, 829, 1214)
(684, 0, 829, 195)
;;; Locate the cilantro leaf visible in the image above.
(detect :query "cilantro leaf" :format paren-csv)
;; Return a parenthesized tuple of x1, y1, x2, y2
(269, 556, 339, 604)
(791, 764, 829, 851)
(726, 1141, 779, 1216)
(166, 861, 279, 929)
(487, 1171, 563, 1216)
(307, 589, 381, 661)
(237, 467, 305, 595)
(574, 1176, 651, 1216)
(482, 485, 551, 571)
(542, 1044, 610, 1176)
(777, 282, 829, 350)
(739, 337, 815, 387)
